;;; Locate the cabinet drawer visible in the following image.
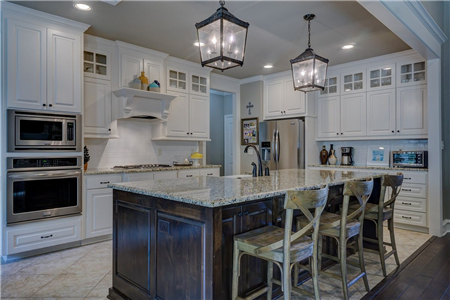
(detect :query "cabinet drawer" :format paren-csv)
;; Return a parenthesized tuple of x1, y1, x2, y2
(86, 174, 122, 190)
(125, 172, 154, 182)
(399, 184, 426, 198)
(178, 170, 200, 178)
(394, 209, 427, 227)
(396, 196, 426, 213)
(199, 168, 220, 177)
(392, 171, 427, 184)
(153, 171, 177, 180)
(7, 218, 81, 254)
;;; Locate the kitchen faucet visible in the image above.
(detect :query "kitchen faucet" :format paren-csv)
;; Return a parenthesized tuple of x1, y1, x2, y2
(244, 145, 263, 177)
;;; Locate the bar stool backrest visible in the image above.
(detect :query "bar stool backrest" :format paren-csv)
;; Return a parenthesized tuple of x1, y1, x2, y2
(381, 173, 404, 209)
(255, 185, 329, 256)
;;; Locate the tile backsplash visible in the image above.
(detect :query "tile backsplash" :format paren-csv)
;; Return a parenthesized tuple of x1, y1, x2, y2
(85, 119, 198, 169)
(316, 139, 428, 166)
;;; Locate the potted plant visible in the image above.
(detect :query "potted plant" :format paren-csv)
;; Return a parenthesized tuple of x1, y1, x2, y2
(84, 145, 90, 171)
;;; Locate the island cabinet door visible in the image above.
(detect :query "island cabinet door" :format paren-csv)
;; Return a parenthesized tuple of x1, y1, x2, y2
(221, 200, 273, 300)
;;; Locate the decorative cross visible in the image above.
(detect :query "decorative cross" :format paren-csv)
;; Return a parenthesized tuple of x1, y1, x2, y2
(246, 102, 254, 115)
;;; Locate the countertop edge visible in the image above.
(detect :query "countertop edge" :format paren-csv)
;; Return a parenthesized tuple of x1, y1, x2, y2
(308, 165, 428, 172)
(85, 165, 222, 175)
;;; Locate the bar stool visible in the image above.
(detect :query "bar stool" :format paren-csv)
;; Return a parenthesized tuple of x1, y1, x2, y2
(297, 179, 374, 300)
(348, 173, 403, 277)
(231, 185, 329, 300)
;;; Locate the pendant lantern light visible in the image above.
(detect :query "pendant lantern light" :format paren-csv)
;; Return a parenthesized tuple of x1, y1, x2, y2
(195, 0, 249, 71)
(290, 14, 329, 92)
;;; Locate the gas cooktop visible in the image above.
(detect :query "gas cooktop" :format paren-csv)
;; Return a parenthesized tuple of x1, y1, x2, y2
(112, 164, 171, 170)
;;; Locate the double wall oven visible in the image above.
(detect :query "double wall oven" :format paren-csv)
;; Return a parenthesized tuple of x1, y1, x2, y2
(6, 110, 83, 225)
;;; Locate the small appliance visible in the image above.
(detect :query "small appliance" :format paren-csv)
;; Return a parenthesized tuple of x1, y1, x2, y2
(392, 150, 428, 168)
(8, 110, 81, 152)
(341, 147, 354, 166)
(7, 157, 82, 224)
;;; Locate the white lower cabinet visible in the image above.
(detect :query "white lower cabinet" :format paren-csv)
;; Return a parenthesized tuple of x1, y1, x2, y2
(153, 171, 177, 180)
(178, 168, 220, 178)
(199, 168, 220, 177)
(124, 172, 154, 182)
(394, 209, 427, 227)
(7, 217, 82, 255)
(178, 169, 200, 178)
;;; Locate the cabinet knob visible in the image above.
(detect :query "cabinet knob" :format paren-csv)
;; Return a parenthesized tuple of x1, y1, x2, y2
(49, 104, 53, 107)
(336, 133, 339, 135)
(43, 103, 46, 107)
(244, 211, 249, 216)
(186, 132, 189, 135)
(397, 130, 400, 133)
(108, 128, 111, 131)
(392, 130, 394, 133)
(238, 212, 242, 217)
(190, 133, 193, 135)
(341, 133, 343, 135)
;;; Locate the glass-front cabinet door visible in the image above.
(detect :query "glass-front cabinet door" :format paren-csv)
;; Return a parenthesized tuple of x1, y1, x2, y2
(190, 73, 209, 96)
(341, 70, 366, 93)
(167, 67, 188, 93)
(367, 65, 395, 90)
(397, 60, 426, 86)
(84, 48, 110, 80)
(319, 75, 339, 97)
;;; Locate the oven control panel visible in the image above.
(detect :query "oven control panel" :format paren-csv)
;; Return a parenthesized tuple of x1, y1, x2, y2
(10, 157, 80, 170)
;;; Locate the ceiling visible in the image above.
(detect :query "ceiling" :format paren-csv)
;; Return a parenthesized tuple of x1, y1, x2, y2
(11, 1, 411, 79)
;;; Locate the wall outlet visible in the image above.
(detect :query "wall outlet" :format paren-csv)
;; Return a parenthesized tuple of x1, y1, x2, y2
(158, 148, 162, 156)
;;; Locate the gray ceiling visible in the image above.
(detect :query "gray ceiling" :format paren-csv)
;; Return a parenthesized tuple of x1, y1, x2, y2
(11, 1, 410, 79)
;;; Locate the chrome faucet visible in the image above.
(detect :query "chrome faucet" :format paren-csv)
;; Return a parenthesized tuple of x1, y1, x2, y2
(244, 145, 263, 177)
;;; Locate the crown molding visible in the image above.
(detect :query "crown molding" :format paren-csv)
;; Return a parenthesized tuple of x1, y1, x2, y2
(0, 2, 90, 32)
(116, 40, 169, 61)
(405, 1, 447, 45)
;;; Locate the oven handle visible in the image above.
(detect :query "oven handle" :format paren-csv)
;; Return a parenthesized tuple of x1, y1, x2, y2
(8, 170, 81, 179)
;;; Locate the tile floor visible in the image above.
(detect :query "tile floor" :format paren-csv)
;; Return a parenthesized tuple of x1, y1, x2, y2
(0, 227, 430, 300)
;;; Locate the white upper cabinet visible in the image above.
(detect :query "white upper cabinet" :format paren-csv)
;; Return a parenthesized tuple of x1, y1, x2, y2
(167, 67, 189, 93)
(84, 48, 111, 80)
(166, 91, 190, 137)
(190, 73, 209, 96)
(319, 75, 340, 97)
(317, 96, 340, 138)
(120, 53, 144, 88)
(84, 78, 112, 137)
(396, 85, 427, 135)
(340, 93, 367, 137)
(4, 11, 87, 113)
(367, 64, 395, 91)
(144, 59, 163, 91)
(47, 29, 82, 113)
(341, 70, 366, 94)
(397, 60, 426, 86)
(263, 75, 305, 120)
(366, 89, 396, 136)
(189, 95, 209, 138)
(6, 18, 47, 111)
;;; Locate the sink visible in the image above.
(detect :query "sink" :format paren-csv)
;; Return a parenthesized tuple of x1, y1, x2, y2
(223, 174, 253, 179)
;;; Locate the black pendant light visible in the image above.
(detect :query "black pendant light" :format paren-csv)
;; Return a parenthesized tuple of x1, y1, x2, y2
(195, 0, 249, 71)
(290, 14, 329, 92)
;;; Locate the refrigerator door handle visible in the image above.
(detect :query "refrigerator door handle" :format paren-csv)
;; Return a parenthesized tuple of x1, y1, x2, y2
(277, 130, 281, 163)
(273, 129, 278, 164)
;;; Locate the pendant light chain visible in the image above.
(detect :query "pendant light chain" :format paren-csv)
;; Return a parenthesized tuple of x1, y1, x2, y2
(219, 0, 225, 7)
(308, 19, 311, 48)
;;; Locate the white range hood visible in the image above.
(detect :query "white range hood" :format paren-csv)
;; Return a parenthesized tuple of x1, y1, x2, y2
(112, 88, 177, 120)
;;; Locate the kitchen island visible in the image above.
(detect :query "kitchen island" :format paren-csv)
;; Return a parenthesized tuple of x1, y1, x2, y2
(107, 169, 384, 300)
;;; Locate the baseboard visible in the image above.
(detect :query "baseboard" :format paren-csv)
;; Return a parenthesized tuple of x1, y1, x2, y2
(393, 222, 429, 234)
(443, 219, 450, 235)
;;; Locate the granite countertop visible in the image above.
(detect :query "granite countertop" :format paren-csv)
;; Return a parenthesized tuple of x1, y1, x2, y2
(308, 164, 428, 172)
(85, 165, 221, 175)
(108, 169, 386, 208)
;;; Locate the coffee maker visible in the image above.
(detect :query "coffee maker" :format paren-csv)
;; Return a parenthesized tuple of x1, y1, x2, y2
(341, 147, 354, 165)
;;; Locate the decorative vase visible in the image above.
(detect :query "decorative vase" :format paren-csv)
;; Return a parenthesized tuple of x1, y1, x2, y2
(328, 144, 334, 157)
(328, 149, 338, 165)
(138, 71, 149, 90)
(84, 162, 88, 171)
(131, 75, 141, 89)
(320, 145, 329, 165)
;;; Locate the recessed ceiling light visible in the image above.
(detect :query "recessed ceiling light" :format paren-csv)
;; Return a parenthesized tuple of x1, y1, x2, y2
(342, 45, 354, 50)
(74, 3, 91, 11)
(264, 65, 273, 69)
(194, 42, 205, 47)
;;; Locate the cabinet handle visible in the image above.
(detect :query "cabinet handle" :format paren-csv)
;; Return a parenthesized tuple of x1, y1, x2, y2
(402, 188, 412, 192)
(41, 234, 53, 239)
(401, 202, 412, 205)
(404, 178, 411, 180)
(401, 216, 412, 219)
(49, 104, 53, 107)
(100, 181, 110, 184)
(186, 175, 193, 177)
(43, 103, 46, 107)
(207, 173, 213, 176)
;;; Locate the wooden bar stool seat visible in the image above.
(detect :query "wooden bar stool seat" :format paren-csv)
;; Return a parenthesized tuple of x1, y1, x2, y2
(231, 185, 329, 300)
(297, 179, 374, 300)
(348, 173, 403, 277)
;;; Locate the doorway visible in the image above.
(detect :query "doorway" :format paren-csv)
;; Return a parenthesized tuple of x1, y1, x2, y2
(224, 114, 234, 176)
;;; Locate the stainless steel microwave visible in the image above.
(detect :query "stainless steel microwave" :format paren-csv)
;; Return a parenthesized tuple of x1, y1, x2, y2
(392, 150, 428, 168)
(8, 110, 81, 152)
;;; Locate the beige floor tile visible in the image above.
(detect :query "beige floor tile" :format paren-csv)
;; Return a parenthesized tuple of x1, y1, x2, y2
(32, 274, 104, 298)
(16, 257, 80, 275)
(86, 273, 112, 298)
(0, 274, 57, 298)
(61, 256, 111, 276)
(0, 256, 40, 275)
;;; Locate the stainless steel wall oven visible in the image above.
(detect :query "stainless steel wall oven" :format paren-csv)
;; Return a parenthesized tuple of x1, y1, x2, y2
(7, 157, 82, 224)
(8, 110, 81, 152)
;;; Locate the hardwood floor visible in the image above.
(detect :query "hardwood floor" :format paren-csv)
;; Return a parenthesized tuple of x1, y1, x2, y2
(362, 233, 450, 300)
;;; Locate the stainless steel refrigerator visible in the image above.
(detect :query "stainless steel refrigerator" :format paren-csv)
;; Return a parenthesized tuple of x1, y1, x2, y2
(259, 118, 305, 170)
